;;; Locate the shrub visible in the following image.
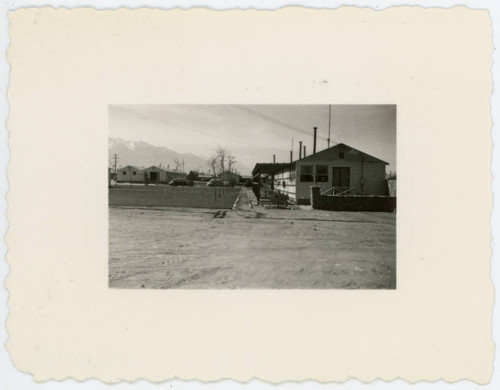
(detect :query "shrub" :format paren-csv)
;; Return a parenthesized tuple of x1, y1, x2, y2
(269, 190, 289, 209)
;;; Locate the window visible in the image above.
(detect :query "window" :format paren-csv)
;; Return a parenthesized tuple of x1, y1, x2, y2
(339, 151, 345, 159)
(300, 165, 314, 182)
(122, 171, 126, 175)
(316, 165, 328, 182)
(133, 171, 137, 175)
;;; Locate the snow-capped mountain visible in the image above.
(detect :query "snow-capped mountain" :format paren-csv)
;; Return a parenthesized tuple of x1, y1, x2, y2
(108, 137, 210, 173)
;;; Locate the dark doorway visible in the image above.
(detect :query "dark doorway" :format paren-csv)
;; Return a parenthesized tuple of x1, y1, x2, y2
(332, 167, 350, 194)
(149, 172, 159, 182)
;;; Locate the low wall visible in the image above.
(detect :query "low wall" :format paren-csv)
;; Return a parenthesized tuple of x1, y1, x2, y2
(296, 198, 311, 206)
(109, 186, 240, 209)
(311, 186, 396, 212)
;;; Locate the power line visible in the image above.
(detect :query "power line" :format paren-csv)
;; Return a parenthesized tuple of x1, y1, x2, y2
(109, 105, 289, 153)
(232, 105, 329, 141)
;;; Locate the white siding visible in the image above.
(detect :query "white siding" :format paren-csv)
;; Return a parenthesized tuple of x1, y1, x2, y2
(258, 144, 389, 203)
(274, 165, 297, 200)
(295, 160, 387, 202)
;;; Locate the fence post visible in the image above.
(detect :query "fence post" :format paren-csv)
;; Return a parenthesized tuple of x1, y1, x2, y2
(311, 186, 321, 209)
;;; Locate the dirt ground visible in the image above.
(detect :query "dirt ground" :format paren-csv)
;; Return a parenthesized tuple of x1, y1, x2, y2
(109, 189, 396, 289)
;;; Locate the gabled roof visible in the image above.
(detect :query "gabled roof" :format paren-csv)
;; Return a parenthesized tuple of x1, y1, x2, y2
(117, 165, 143, 171)
(252, 163, 295, 176)
(144, 165, 167, 171)
(298, 143, 388, 165)
(144, 165, 186, 174)
(251, 143, 388, 176)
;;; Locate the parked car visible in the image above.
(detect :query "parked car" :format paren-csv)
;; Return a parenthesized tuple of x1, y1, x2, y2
(168, 178, 193, 186)
(206, 179, 227, 187)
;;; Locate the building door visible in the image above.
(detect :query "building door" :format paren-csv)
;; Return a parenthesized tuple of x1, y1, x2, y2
(149, 172, 158, 182)
(332, 167, 350, 194)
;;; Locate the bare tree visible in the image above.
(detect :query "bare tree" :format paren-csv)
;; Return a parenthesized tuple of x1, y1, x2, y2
(173, 156, 184, 172)
(226, 152, 237, 187)
(207, 155, 218, 177)
(215, 146, 226, 179)
(207, 153, 220, 200)
(227, 153, 236, 174)
(207, 146, 238, 195)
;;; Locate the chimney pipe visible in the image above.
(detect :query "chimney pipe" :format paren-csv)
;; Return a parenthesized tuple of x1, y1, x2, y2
(299, 141, 302, 159)
(303, 145, 306, 157)
(273, 154, 276, 164)
(313, 127, 317, 154)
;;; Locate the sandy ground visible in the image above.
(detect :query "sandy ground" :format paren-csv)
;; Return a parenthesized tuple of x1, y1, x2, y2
(109, 189, 396, 289)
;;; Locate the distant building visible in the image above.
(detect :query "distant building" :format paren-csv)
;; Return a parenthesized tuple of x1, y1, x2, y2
(217, 171, 241, 184)
(252, 143, 389, 205)
(198, 173, 214, 181)
(116, 165, 145, 183)
(144, 166, 186, 183)
(240, 175, 252, 185)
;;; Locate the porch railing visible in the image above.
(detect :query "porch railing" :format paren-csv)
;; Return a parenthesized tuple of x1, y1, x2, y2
(320, 186, 354, 196)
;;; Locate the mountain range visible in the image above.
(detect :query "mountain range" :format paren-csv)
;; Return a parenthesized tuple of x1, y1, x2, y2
(108, 138, 251, 175)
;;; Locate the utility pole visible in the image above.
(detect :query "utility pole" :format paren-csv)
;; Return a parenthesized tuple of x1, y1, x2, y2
(113, 154, 118, 175)
(313, 127, 317, 154)
(328, 105, 331, 148)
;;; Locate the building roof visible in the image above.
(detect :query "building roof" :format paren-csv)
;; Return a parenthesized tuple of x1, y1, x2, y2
(144, 165, 168, 172)
(251, 143, 388, 176)
(251, 163, 294, 176)
(298, 143, 389, 165)
(117, 165, 143, 171)
(144, 165, 185, 174)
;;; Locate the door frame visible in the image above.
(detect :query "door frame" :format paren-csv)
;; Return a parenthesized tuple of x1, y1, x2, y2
(331, 166, 351, 193)
(149, 171, 159, 182)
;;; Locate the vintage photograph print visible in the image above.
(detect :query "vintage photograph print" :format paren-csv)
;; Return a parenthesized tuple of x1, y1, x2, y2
(108, 105, 396, 289)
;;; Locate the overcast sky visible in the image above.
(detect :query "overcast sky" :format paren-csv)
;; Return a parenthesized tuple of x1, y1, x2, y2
(109, 104, 396, 175)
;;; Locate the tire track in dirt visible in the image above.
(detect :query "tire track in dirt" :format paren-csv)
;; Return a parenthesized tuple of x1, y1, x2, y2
(164, 267, 222, 288)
